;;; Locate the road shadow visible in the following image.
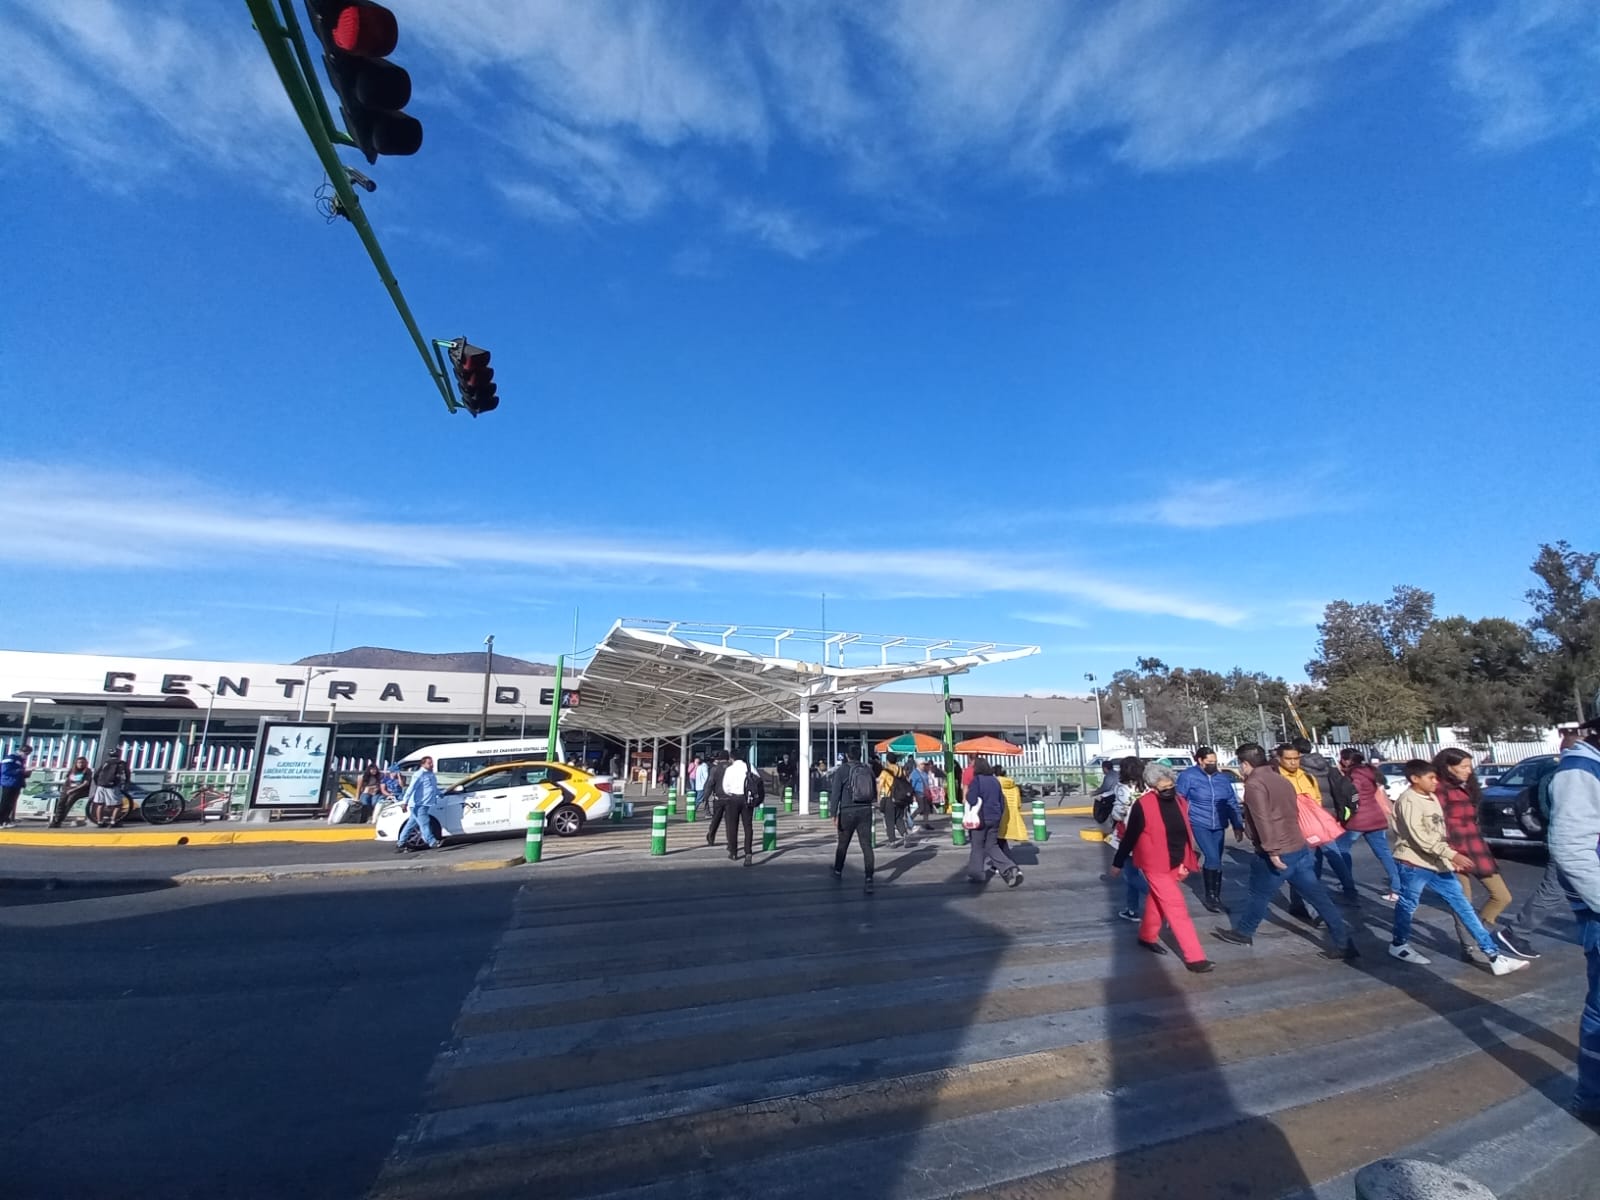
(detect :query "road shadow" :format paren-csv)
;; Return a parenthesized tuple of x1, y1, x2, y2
(0, 878, 179, 906)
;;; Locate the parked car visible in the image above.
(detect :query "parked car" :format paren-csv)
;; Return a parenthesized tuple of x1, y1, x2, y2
(375, 759, 613, 844)
(1475, 763, 1510, 787)
(1478, 754, 1558, 848)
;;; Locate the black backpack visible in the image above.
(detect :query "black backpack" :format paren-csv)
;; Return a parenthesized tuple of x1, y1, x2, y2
(745, 768, 765, 805)
(1092, 789, 1115, 825)
(848, 764, 876, 804)
(94, 759, 125, 788)
(890, 770, 914, 805)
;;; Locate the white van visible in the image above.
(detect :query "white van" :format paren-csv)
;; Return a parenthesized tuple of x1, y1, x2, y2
(396, 737, 574, 787)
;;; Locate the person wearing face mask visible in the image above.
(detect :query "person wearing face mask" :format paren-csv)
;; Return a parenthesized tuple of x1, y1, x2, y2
(1110, 762, 1213, 972)
(1176, 747, 1244, 913)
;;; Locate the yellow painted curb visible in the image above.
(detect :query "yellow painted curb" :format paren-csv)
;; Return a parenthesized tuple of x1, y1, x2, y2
(451, 857, 525, 872)
(1078, 829, 1106, 842)
(0, 826, 377, 848)
(1045, 806, 1095, 817)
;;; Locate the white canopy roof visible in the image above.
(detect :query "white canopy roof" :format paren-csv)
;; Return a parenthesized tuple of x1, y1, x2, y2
(567, 619, 1039, 742)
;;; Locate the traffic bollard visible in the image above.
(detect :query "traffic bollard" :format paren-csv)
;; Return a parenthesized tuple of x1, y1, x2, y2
(1032, 799, 1049, 841)
(952, 805, 968, 847)
(667, 785, 677, 810)
(763, 805, 778, 852)
(783, 786, 794, 813)
(686, 793, 698, 822)
(650, 805, 668, 856)
(524, 812, 545, 863)
(819, 790, 830, 820)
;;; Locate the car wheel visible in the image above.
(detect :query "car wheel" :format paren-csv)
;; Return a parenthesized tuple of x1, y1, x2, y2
(549, 803, 585, 838)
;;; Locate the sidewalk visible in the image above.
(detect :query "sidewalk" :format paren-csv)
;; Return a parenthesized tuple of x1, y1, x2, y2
(0, 821, 377, 848)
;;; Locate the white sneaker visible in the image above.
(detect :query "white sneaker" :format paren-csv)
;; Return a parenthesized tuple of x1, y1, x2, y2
(1489, 955, 1530, 976)
(1388, 943, 1431, 965)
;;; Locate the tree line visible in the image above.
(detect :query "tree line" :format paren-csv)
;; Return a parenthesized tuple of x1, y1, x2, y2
(1099, 541, 1600, 744)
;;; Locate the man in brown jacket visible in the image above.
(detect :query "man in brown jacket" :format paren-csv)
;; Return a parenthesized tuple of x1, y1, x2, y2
(1214, 743, 1358, 959)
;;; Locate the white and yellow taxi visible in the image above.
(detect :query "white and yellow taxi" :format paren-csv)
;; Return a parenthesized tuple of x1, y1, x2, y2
(375, 760, 613, 844)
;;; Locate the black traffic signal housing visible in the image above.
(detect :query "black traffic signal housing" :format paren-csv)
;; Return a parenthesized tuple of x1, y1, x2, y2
(448, 338, 498, 415)
(305, 1, 422, 162)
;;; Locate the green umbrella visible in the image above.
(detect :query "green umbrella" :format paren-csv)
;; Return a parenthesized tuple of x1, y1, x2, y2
(875, 732, 943, 756)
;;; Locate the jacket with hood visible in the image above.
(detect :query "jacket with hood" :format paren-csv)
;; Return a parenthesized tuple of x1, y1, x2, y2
(1300, 751, 1337, 809)
(1548, 741, 1600, 916)
(1388, 785, 1458, 873)
(1343, 763, 1389, 832)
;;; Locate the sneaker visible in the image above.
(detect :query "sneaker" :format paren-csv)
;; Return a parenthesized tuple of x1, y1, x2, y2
(1496, 927, 1540, 960)
(1212, 928, 1253, 947)
(1004, 869, 1023, 889)
(1489, 955, 1530, 977)
(1184, 959, 1216, 974)
(863, 878, 874, 895)
(1116, 908, 1140, 922)
(830, 867, 842, 880)
(1380, 892, 1399, 903)
(1388, 943, 1431, 965)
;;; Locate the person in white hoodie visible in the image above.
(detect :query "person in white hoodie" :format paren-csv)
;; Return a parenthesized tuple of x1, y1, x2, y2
(1545, 716, 1600, 1121)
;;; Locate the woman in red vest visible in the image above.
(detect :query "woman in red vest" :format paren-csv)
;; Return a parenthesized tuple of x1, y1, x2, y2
(1110, 762, 1214, 973)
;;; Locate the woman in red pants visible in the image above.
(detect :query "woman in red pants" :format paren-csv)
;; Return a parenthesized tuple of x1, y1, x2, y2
(1110, 762, 1214, 973)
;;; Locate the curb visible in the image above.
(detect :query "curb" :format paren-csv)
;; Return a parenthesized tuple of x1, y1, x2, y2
(0, 854, 526, 891)
(0, 826, 378, 848)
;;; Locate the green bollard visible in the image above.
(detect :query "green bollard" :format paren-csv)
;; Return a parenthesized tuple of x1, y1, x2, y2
(686, 793, 698, 822)
(667, 785, 677, 810)
(650, 805, 668, 856)
(524, 812, 545, 863)
(783, 786, 794, 813)
(1032, 799, 1049, 841)
(952, 803, 968, 847)
(763, 805, 778, 852)
(819, 790, 830, 820)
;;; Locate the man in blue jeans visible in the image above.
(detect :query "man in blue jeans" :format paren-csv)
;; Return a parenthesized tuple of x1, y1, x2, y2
(1213, 743, 1358, 960)
(1547, 717, 1600, 1121)
(396, 756, 443, 852)
(1176, 747, 1244, 913)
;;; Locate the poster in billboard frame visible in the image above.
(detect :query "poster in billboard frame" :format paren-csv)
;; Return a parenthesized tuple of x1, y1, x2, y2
(248, 719, 336, 810)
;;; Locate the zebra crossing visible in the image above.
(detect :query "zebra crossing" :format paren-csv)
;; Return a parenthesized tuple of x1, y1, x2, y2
(368, 826, 1599, 1199)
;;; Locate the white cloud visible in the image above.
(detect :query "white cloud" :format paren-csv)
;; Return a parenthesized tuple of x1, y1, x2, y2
(1451, 0, 1600, 150)
(722, 198, 867, 259)
(74, 626, 194, 656)
(1104, 475, 1349, 530)
(0, 462, 1247, 626)
(1014, 612, 1089, 629)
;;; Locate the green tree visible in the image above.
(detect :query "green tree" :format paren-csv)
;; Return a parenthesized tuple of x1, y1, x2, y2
(1526, 540, 1600, 723)
(1410, 616, 1543, 738)
(1322, 670, 1431, 741)
(1307, 587, 1436, 684)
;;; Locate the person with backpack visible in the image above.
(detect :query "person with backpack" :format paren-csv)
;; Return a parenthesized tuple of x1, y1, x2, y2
(1545, 716, 1600, 1121)
(90, 748, 130, 828)
(718, 753, 761, 864)
(965, 759, 1022, 888)
(878, 753, 915, 846)
(0, 742, 32, 827)
(1175, 747, 1244, 913)
(1333, 749, 1402, 902)
(829, 747, 877, 894)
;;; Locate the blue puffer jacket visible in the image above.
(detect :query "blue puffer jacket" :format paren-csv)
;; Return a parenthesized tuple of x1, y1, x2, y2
(1176, 764, 1241, 832)
(968, 774, 1004, 825)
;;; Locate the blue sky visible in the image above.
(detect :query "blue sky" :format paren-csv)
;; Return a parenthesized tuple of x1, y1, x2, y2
(2, 0, 1597, 694)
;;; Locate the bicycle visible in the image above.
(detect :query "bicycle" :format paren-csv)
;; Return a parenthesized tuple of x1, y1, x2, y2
(139, 781, 235, 825)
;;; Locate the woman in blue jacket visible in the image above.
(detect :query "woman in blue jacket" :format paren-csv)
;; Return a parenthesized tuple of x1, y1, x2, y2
(1175, 747, 1244, 913)
(965, 759, 1022, 888)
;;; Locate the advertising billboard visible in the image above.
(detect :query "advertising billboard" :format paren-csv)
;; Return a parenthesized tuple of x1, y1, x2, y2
(248, 720, 335, 809)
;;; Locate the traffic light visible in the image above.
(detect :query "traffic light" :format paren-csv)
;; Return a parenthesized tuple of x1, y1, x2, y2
(305, 2, 422, 162)
(448, 338, 498, 415)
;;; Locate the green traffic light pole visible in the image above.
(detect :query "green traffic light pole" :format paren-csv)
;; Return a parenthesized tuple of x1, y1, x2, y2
(244, 0, 459, 413)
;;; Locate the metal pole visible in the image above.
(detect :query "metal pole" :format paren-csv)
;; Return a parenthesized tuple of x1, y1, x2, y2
(1202, 704, 1211, 746)
(199, 685, 216, 770)
(481, 634, 494, 737)
(299, 665, 312, 720)
(798, 699, 813, 816)
(546, 655, 565, 762)
(945, 675, 966, 847)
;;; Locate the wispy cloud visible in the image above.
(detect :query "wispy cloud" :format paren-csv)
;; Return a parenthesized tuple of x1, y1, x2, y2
(1014, 611, 1089, 629)
(722, 198, 868, 260)
(1102, 475, 1350, 530)
(74, 626, 194, 656)
(1451, 0, 1600, 150)
(0, 462, 1247, 626)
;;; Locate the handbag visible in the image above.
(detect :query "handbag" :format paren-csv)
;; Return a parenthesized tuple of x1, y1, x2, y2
(1296, 793, 1344, 847)
(961, 802, 982, 830)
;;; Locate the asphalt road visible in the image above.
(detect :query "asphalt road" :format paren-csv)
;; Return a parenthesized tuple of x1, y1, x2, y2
(4, 823, 1594, 1200)
(3, 872, 522, 1200)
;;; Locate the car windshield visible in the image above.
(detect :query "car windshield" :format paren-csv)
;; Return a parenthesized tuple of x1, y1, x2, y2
(1494, 759, 1552, 788)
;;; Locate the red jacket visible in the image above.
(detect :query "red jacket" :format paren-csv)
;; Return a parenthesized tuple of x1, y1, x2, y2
(1439, 780, 1497, 877)
(1113, 789, 1200, 875)
(1344, 765, 1389, 833)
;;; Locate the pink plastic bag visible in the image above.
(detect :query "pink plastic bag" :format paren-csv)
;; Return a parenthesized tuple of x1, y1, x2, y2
(1297, 793, 1344, 846)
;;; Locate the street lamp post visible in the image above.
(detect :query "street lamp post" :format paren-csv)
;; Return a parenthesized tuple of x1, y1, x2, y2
(481, 634, 495, 737)
(1201, 702, 1212, 747)
(1084, 674, 1101, 792)
(299, 667, 335, 721)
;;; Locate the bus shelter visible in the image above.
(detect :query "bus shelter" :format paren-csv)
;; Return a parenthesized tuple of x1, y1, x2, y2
(569, 619, 1039, 813)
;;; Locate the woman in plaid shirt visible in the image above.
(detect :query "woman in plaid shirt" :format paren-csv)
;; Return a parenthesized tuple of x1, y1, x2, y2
(1433, 748, 1513, 963)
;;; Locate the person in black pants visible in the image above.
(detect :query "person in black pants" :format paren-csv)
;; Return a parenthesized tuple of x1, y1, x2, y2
(703, 750, 730, 846)
(721, 755, 759, 864)
(829, 747, 877, 893)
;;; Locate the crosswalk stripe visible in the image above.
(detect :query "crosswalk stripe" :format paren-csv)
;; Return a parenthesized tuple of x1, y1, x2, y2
(370, 844, 1595, 1200)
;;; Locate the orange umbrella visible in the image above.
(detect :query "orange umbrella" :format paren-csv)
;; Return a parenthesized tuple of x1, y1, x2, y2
(874, 731, 943, 755)
(954, 735, 1023, 756)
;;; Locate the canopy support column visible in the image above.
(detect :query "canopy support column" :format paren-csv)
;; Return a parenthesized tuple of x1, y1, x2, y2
(722, 714, 732, 752)
(797, 698, 812, 815)
(652, 736, 659, 792)
(678, 732, 688, 797)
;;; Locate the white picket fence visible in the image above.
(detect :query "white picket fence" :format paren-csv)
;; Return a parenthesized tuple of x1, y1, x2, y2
(1, 733, 375, 779)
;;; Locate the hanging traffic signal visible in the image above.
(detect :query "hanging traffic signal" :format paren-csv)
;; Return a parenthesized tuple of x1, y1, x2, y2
(448, 338, 499, 415)
(305, 2, 422, 162)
